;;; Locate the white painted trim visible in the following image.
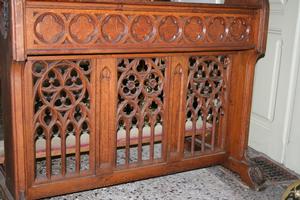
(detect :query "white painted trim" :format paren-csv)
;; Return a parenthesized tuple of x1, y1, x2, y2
(251, 115, 272, 131)
(281, 0, 288, 5)
(268, 27, 283, 35)
(267, 39, 283, 122)
(270, 0, 288, 5)
(270, 2, 287, 15)
(281, 1, 300, 164)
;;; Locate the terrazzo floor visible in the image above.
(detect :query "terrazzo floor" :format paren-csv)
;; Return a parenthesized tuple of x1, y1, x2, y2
(43, 165, 291, 200)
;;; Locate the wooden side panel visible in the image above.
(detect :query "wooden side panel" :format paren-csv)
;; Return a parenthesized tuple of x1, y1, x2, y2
(3, 62, 26, 199)
(226, 51, 257, 161)
(0, 0, 26, 198)
(223, 50, 265, 189)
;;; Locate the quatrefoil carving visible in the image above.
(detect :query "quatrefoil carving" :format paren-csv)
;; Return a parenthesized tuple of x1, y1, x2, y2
(131, 16, 154, 42)
(229, 18, 250, 41)
(159, 16, 180, 42)
(102, 15, 127, 43)
(69, 15, 97, 44)
(184, 17, 205, 42)
(35, 13, 65, 44)
(207, 17, 226, 41)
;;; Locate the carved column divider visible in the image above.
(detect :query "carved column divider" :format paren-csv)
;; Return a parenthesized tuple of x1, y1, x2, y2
(97, 58, 117, 174)
(167, 56, 188, 162)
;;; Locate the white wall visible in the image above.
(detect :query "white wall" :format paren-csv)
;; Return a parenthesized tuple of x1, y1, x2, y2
(284, 29, 300, 173)
(249, 0, 300, 174)
(284, 73, 300, 173)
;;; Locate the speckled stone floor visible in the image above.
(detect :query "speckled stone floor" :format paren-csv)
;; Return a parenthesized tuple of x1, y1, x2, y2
(39, 148, 295, 200)
(0, 148, 296, 200)
(43, 165, 291, 200)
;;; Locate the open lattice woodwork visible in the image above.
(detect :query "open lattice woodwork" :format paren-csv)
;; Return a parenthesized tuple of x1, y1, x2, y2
(0, 0, 269, 199)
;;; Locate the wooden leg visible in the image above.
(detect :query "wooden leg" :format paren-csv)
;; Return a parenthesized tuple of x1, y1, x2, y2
(223, 51, 266, 190)
(224, 152, 266, 191)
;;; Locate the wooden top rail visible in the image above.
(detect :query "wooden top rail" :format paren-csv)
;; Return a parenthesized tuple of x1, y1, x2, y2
(5, 0, 269, 61)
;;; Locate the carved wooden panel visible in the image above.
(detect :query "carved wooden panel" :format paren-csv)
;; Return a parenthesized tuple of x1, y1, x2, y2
(25, 7, 255, 54)
(116, 57, 167, 167)
(184, 55, 230, 157)
(30, 59, 94, 181)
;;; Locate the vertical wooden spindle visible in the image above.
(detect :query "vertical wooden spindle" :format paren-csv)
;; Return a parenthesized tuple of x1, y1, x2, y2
(150, 118, 155, 161)
(46, 131, 51, 179)
(211, 115, 217, 151)
(125, 120, 130, 166)
(75, 129, 81, 173)
(202, 113, 207, 152)
(61, 131, 66, 176)
(138, 122, 143, 163)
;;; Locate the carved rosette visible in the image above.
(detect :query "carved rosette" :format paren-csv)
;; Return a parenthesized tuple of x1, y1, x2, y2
(69, 14, 98, 44)
(34, 13, 65, 44)
(0, 0, 8, 39)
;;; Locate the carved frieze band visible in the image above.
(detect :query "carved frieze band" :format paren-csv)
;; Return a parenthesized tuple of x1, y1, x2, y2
(27, 9, 254, 52)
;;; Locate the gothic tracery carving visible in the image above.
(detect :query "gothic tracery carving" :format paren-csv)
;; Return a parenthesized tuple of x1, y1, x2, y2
(32, 60, 92, 179)
(185, 55, 230, 156)
(116, 58, 166, 166)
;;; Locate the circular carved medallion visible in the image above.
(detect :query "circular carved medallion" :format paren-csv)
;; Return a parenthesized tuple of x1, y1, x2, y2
(207, 17, 226, 42)
(143, 70, 164, 97)
(229, 18, 249, 41)
(102, 15, 127, 43)
(34, 13, 65, 44)
(0, 0, 9, 39)
(130, 16, 154, 42)
(184, 17, 204, 42)
(34, 61, 89, 111)
(69, 14, 97, 44)
(159, 16, 180, 42)
(119, 71, 142, 99)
